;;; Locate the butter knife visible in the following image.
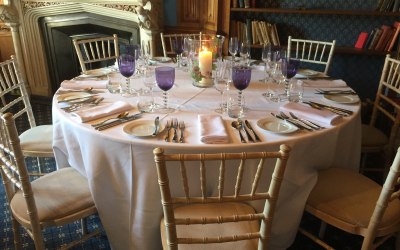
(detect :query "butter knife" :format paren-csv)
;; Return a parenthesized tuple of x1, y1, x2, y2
(95, 113, 142, 131)
(244, 120, 261, 142)
(152, 116, 160, 136)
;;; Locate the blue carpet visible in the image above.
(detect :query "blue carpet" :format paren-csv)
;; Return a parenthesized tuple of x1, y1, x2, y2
(0, 157, 111, 250)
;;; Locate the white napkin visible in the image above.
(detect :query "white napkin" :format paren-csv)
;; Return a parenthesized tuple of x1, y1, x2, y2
(71, 101, 133, 123)
(61, 79, 109, 89)
(280, 102, 342, 125)
(302, 79, 347, 88)
(198, 114, 229, 144)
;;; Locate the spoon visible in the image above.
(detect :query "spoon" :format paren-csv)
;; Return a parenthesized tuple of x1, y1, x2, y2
(231, 121, 246, 143)
(91, 111, 130, 127)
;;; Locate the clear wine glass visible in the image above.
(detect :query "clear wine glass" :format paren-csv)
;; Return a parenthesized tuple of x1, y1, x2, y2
(173, 37, 184, 68)
(239, 41, 250, 66)
(261, 43, 273, 96)
(214, 60, 229, 114)
(142, 69, 158, 112)
(228, 37, 238, 61)
(155, 66, 175, 113)
(118, 54, 135, 96)
(231, 65, 251, 118)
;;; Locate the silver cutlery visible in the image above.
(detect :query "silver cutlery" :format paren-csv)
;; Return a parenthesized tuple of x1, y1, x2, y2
(179, 121, 185, 143)
(231, 121, 246, 143)
(304, 101, 352, 117)
(91, 111, 130, 127)
(289, 112, 325, 130)
(152, 116, 160, 136)
(244, 120, 261, 142)
(61, 97, 104, 112)
(95, 113, 142, 131)
(164, 120, 172, 142)
(58, 95, 98, 103)
(271, 112, 311, 131)
(239, 119, 255, 142)
(279, 112, 314, 131)
(172, 118, 179, 143)
(315, 89, 356, 95)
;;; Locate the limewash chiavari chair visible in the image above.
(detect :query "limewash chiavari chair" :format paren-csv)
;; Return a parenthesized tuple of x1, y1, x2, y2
(361, 54, 400, 178)
(287, 36, 336, 75)
(153, 145, 291, 250)
(0, 55, 53, 175)
(299, 147, 400, 249)
(73, 34, 119, 74)
(0, 112, 101, 250)
(160, 32, 202, 57)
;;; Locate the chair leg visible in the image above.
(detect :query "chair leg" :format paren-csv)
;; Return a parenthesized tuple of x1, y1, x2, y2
(11, 218, 22, 250)
(81, 218, 88, 235)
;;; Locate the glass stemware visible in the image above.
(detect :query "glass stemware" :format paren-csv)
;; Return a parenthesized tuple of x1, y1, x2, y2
(173, 37, 184, 68)
(118, 54, 135, 96)
(239, 41, 250, 66)
(231, 65, 251, 118)
(141, 69, 158, 112)
(261, 43, 273, 96)
(155, 66, 175, 113)
(281, 58, 300, 98)
(214, 60, 230, 114)
(228, 37, 238, 61)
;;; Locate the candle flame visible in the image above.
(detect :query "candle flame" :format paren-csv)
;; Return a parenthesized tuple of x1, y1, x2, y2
(202, 46, 208, 52)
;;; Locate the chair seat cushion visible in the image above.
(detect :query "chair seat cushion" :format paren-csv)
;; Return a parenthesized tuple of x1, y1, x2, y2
(307, 168, 400, 235)
(160, 202, 259, 250)
(19, 125, 54, 156)
(361, 124, 388, 149)
(10, 167, 95, 225)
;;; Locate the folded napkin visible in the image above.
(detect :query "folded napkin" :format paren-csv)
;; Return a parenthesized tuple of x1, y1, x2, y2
(280, 102, 342, 125)
(199, 114, 229, 144)
(71, 101, 133, 123)
(302, 79, 347, 88)
(61, 79, 109, 89)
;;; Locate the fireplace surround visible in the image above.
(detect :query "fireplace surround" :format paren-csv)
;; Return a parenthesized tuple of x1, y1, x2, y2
(0, 0, 162, 97)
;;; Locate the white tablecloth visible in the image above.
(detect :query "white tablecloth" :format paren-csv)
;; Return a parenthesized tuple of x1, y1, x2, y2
(52, 66, 361, 250)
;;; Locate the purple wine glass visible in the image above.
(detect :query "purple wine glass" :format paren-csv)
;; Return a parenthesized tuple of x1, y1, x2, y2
(173, 37, 184, 68)
(232, 66, 251, 116)
(118, 54, 135, 95)
(281, 58, 300, 97)
(155, 66, 175, 113)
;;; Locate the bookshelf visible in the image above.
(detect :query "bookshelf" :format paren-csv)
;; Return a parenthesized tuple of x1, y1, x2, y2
(218, 0, 400, 100)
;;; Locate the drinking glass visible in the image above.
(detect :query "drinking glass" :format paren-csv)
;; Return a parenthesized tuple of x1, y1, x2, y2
(281, 58, 300, 97)
(141, 69, 158, 112)
(214, 60, 230, 114)
(239, 41, 250, 66)
(228, 37, 239, 60)
(231, 65, 251, 118)
(173, 37, 184, 68)
(118, 54, 135, 96)
(261, 43, 273, 96)
(155, 66, 175, 113)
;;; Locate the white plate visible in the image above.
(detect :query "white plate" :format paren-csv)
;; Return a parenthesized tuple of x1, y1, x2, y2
(298, 69, 319, 76)
(323, 94, 360, 104)
(149, 57, 172, 63)
(256, 118, 298, 134)
(57, 92, 93, 103)
(123, 120, 165, 137)
(80, 68, 112, 77)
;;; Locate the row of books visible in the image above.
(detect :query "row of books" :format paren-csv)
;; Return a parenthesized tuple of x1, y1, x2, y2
(376, 0, 400, 12)
(230, 20, 280, 47)
(231, 0, 256, 8)
(354, 21, 400, 52)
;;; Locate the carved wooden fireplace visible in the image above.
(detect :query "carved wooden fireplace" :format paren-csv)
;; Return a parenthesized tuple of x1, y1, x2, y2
(0, 0, 162, 97)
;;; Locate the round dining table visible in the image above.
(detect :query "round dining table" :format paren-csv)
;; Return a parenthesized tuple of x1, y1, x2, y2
(52, 64, 361, 250)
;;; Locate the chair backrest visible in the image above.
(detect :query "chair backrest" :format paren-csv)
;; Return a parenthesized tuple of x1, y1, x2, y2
(287, 36, 336, 75)
(160, 32, 202, 57)
(362, 146, 400, 249)
(370, 54, 400, 157)
(153, 144, 291, 249)
(0, 112, 44, 248)
(0, 56, 36, 130)
(73, 34, 119, 73)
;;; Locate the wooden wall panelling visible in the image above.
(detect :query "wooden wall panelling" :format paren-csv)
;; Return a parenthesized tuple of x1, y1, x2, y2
(0, 29, 15, 62)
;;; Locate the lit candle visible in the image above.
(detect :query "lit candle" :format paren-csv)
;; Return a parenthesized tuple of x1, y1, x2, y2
(199, 47, 212, 78)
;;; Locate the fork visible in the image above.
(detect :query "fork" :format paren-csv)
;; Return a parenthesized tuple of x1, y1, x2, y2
(164, 120, 172, 142)
(178, 121, 185, 143)
(172, 118, 179, 143)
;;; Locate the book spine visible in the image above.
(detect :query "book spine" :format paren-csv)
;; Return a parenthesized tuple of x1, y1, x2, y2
(238, 0, 244, 8)
(244, 0, 250, 8)
(245, 19, 252, 44)
(354, 32, 369, 49)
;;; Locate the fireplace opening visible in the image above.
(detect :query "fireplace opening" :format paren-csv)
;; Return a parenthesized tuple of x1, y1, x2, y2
(40, 12, 140, 94)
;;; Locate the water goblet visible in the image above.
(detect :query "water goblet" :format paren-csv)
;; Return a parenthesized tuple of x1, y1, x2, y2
(155, 66, 175, 113)
(261, 43, 273, 96)
(231, 65, 251, 118)
(141, 69, 158, 112)
(214, 61, 230, 114)
(118, 54, 135, 96)
(281, 58, 300, 98)
(173, 37, 184, 68)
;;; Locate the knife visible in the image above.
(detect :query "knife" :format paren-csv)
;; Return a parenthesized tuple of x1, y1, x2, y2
(95, 113, 142, 131)
(271, 113, 313, 131)
(152, 116, 160, 136)
(244, 120, 261, 142)
(58, 95, 98, 103)
(309, 101, 353, 115)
